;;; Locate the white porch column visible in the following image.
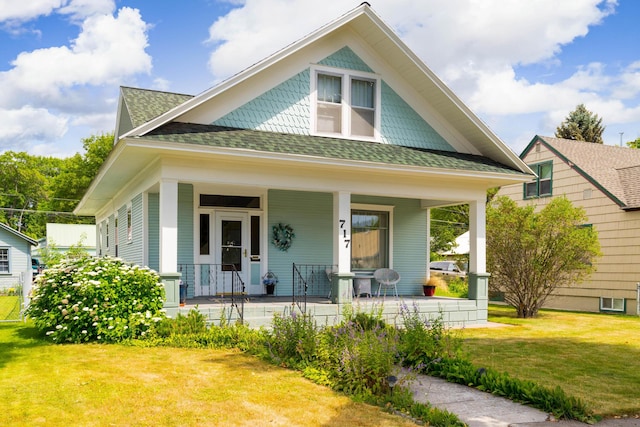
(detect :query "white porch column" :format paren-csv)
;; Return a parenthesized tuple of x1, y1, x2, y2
(468, 198, 489, 322)
(333, 191, 352, 273)
(468, 198, 486, 274)
(331, 191, 353, 304)
(426, 208, 431, 277)
(159, 179, 178, 273)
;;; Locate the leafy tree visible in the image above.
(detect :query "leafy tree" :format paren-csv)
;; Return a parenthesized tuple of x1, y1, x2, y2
(555, 104, 605, 143)
(430, 204, 468, 259)
(626, 137, 640, 149)
(487, 196, 601, 318)
(44, 132, 113, 220)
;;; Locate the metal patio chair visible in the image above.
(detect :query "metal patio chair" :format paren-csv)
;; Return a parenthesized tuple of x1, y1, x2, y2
(373, 268, 400, 298)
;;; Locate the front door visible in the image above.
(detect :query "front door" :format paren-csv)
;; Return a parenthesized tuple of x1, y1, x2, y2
(216, 212, 249, 294)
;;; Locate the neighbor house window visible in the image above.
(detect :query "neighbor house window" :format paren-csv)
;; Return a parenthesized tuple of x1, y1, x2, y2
(0, 248, 9, 273)
(524, 161, 553, 198)
(314, 67, 379, 139)
(351, 208, 391, 270)
(600, 297, 625, 313)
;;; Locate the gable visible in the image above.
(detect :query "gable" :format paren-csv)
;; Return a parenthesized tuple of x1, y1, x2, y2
(213, 47, 454, 151)
(0, 223, 37, 247)
(522, 136, 640, 209)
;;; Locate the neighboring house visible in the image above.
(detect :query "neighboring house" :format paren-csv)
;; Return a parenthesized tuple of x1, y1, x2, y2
(498, 135, 640, 315)
(0, 222, 37, 302)
(74, 4, 532, 323)
(34, 223, 97, 262)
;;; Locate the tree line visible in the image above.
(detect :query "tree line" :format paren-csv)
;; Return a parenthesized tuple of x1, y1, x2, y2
(0, 133, 114, 238)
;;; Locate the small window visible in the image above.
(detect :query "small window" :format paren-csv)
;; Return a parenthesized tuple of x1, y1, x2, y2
(524, 161, 553, 199)
(200, 195, 260, 209)
(127, 206, 132, 242)
(199, 214, 210, 255)
(314, 67, 379, 139)
(600, 297, 625, 313)
(0, 248, 9, 273)
(250, 215, 261, 261)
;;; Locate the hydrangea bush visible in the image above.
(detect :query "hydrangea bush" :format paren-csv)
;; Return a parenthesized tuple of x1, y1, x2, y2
(27, 256, 166, 343)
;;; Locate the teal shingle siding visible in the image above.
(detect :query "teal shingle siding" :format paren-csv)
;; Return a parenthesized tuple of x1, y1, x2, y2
(147, 193, 159, 271)
(267, 190, 333, 294)
(352, 195, 427, 295)
(145, 123, 522, 175)
(381, 81, 454, 151)
(318, 46, 373, 73)
(213, 69, 311, 134)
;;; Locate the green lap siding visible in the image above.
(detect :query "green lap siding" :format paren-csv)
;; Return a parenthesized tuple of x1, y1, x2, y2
(147, 193, 159, 272)
(177, 183, 194, 267)
(118, 194, 144, 266)
(267, 190, 333, 294)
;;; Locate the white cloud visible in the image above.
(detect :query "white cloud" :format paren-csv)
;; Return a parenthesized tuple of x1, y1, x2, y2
(0, 0, 114, 24)
(0, 5, 151, 153)
(0, 106, 68, 149)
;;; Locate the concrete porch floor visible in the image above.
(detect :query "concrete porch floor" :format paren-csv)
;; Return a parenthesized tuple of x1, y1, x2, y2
(170, 295, 486, 329)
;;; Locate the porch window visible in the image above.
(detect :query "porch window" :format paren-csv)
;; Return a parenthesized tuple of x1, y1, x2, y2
(524, 161, 552, 198)
(199, 214, 210, 255)
(127, 206, 132, 242)
(314, 67, 379, 139)
(0, 248, 9, 273)
(250, 215, 260, 261)
(351, 210, 389, 270)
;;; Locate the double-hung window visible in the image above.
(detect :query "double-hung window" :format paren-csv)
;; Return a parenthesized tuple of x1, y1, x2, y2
(0, 248, 9, 273)
(351, 207, 391, 270)
(314, 67, 379, 139)
(524, 161, 553, 199)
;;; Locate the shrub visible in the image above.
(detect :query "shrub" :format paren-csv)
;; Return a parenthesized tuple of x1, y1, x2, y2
(27, 256, 165, 343)
(267, 311, 319, 367)
(317, 316, 399, 398)
(447, 277, 468, 298)
(153, 309, 207, 337)
(397, 303, 463, 368)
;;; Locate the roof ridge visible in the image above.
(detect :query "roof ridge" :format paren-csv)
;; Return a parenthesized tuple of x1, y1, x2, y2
(121, 86, 194, 98)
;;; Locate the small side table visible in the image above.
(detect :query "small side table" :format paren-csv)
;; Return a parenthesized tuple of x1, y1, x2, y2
(353, 274, 374, 297)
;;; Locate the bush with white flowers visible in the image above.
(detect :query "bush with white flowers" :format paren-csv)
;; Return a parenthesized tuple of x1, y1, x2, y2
(27, 256, 166, 343)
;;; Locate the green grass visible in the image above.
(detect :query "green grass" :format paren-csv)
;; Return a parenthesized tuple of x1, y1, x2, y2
(0, 322, 417, 427)
(0, 296, 21, 321)
(461, 305, 640, 417)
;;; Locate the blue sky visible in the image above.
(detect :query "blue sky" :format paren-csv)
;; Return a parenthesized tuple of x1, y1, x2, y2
(0, 0, 638, 157)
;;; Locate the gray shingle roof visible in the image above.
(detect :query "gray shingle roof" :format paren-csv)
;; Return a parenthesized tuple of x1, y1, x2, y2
(121, 87, 193, 128)
(143, 122, 524, 175)
(538, 136, 640, 209)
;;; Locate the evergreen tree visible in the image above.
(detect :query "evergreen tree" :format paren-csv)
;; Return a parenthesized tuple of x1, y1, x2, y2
(555, 104, 605, 143)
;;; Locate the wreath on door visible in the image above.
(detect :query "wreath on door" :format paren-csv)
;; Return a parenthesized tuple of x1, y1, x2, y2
(272, 223, 295, 251)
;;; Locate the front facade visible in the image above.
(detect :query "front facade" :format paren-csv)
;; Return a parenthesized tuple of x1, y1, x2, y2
(498, 136, 640, 315)
(0, 222, 37, 300)
(76, 5, 532, 324)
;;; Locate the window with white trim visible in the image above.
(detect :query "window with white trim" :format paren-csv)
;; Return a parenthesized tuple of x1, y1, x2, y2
(127, 205, 132, 242)
(0, 248, 9, 273)
(351, 205, 393, 270)
(600, 297, 625, 313)
(313, 67, 379, 139)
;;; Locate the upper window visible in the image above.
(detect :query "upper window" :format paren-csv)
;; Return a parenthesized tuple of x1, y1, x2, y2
(0, 248, 8, 273)
(524, 161, 553, 199)
(351, 208, 390, 270)
(314, 68, 379, 139)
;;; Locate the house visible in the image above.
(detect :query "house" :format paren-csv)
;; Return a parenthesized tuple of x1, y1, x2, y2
(34, 223, 97, 261)
(74, 4, 532, 324)
(0, 222, 38, 304)
(497, 135, 640, 315)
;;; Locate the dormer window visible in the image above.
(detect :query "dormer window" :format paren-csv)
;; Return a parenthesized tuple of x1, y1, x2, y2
(312, 67, 380, 139)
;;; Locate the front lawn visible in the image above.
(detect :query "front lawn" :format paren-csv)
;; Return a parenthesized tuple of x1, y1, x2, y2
(0, 323, 416, 427)
(461, 305, 640, 417)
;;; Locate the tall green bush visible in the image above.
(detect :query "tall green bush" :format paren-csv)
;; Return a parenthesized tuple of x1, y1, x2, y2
(27, 256, 165, 343)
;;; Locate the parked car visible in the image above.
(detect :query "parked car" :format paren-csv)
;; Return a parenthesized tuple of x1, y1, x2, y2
(429, 261, 466, 282)
(32, 258, 43, 276)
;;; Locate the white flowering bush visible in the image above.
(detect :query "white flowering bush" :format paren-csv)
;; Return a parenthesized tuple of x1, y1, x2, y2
(27, 256, 166, 343)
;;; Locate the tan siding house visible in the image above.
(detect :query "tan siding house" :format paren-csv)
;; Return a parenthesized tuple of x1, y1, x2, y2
(498, 136, 640, 315)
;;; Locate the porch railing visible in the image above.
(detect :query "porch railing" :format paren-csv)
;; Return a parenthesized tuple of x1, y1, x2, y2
(292, 263, 335, 313)
(178, 263, 245, 324)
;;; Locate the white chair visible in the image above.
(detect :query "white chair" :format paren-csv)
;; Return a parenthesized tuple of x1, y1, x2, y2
(374, 268, 400, 298)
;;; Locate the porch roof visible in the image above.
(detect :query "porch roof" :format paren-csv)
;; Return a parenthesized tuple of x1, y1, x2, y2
(143, 122, 526, 176)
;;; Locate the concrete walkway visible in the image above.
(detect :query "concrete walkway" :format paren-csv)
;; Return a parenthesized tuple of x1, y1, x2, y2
(409, 374, 640, 427)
